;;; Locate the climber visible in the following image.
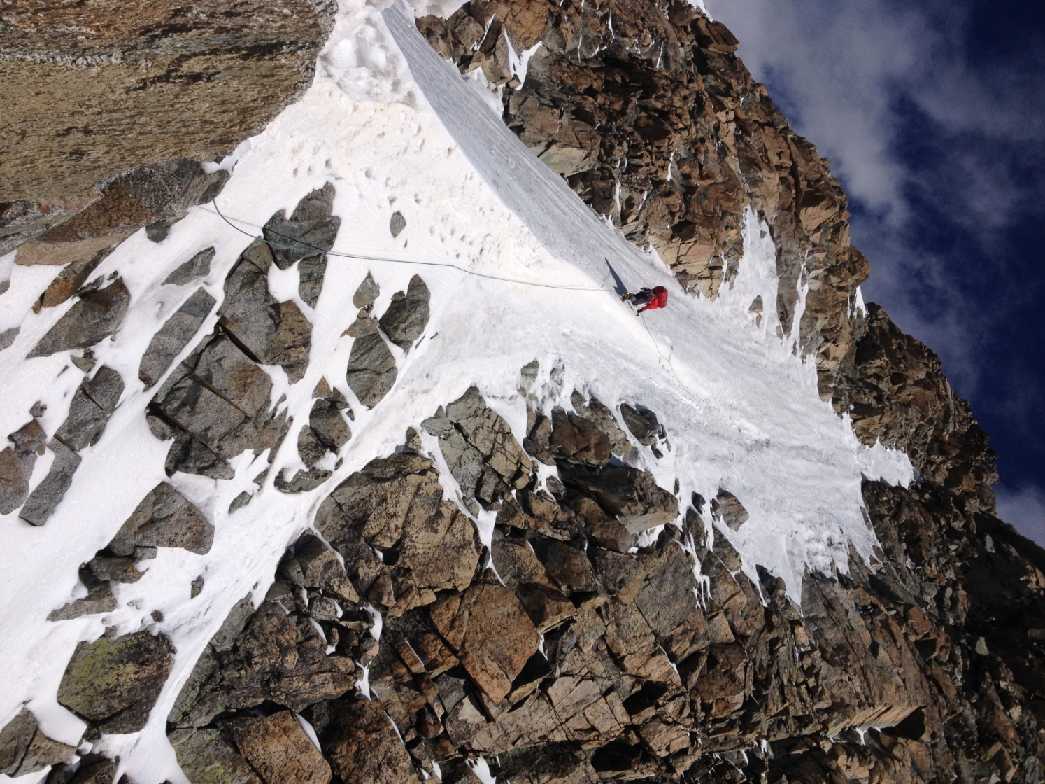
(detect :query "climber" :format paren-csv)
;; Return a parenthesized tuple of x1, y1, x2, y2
(622, 285, 668, 315)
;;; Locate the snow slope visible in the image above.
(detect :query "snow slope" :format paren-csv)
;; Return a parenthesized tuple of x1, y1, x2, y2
(0, 1, 909, 781)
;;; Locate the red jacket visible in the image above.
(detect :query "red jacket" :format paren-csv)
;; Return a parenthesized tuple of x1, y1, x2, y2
(639, 286, 669, 312)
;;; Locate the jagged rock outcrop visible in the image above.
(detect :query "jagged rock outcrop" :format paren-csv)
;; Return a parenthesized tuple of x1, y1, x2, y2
(171, 710, 332, 784)
(169, 537, 363, 730)
(53, 366, 124, 452)
(313, 449, 483, 613)
(218, 240, 313, 383)
(277, 379, 353, 492)
(44, 754, 118, 784)
(834, 303, 998, 510)
(420, 0, 865, 392)
(263, 182, 341, 269)
(150, 376, 1042, 783)
(345, 320, 398, 407)
(379, 275, 431, 351)
(109, 482, 213, 557)
(147, 330, 288, 479)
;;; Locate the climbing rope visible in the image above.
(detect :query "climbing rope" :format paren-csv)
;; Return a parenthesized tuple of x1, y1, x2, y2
(204, 198, 683, 380)
(206, 199, 607, 293)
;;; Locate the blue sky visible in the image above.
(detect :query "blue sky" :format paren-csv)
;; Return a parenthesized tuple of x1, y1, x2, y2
(705, 0, 1045, 544)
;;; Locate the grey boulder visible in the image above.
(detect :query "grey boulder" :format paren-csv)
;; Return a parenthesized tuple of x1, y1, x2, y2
(29, 278, 130, 358)
(378, 274, 429, 351)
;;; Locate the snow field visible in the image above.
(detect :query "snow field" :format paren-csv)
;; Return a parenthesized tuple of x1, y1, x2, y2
(0, 1, 908, 781)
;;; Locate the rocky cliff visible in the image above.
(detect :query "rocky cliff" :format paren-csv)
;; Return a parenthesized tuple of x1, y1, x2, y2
(0, 0, 336, 261)
(0, 2, 1042, 784)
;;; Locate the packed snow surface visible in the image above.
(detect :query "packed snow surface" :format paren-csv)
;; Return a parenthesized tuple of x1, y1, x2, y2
(0, 1, 910, 781)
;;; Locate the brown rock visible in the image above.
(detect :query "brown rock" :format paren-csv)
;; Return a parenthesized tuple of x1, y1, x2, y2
(710, 489, 748, 531)
(422, 386, 532, 508)
(430, 584, 540, 703)
(314, 452, 481, 613)
(170, 727, 262, 784)
(33, 254, 106, 310)
(227, 711, 332, 784)
(833, 303, 996, 509)
(321, 699, 421, 784)
(168, 588, 356, 728)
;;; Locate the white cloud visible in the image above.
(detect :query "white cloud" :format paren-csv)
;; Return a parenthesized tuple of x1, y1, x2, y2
(706, 1, 931, 220)
(997, 485, 1045, 546)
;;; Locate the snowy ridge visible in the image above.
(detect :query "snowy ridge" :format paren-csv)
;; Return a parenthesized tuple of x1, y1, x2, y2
(0, 1, 909, 781)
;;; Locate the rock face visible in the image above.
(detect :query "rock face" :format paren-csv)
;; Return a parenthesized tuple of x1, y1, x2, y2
(13, 363, 125, 527)
(164, 247, 215, 287)
(320, 699, 421, 784)
(423, 386, 532, 509)
(147, 330, 288, 479)
(150, 376, 1043, 783)
(14, 161, 229, 268)
(107, 483, 213, 557)
(345, 320, 398, 407)
(263, 183, 341, 269)
(18, 443, 81, 526)
(313, 450, 483, 613)
(45, 754, 118, 784)
(169, 539, 362, 729)
(53, 366, 124, 452)
(218, 240, 312, 383)
(0, 1, 336, 204)
(277, 380, 352, 493)
(172, 710, 332, 784)
(430, 584, 540, 703)
(1, 0, 333, 282)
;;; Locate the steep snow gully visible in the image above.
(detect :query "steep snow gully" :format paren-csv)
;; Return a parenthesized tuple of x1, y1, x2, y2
(0, 2, 910, 781)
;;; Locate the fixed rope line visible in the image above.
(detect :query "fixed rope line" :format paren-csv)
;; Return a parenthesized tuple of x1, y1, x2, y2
(207, 199, 607, 293)
(206, 198, 681, 378)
